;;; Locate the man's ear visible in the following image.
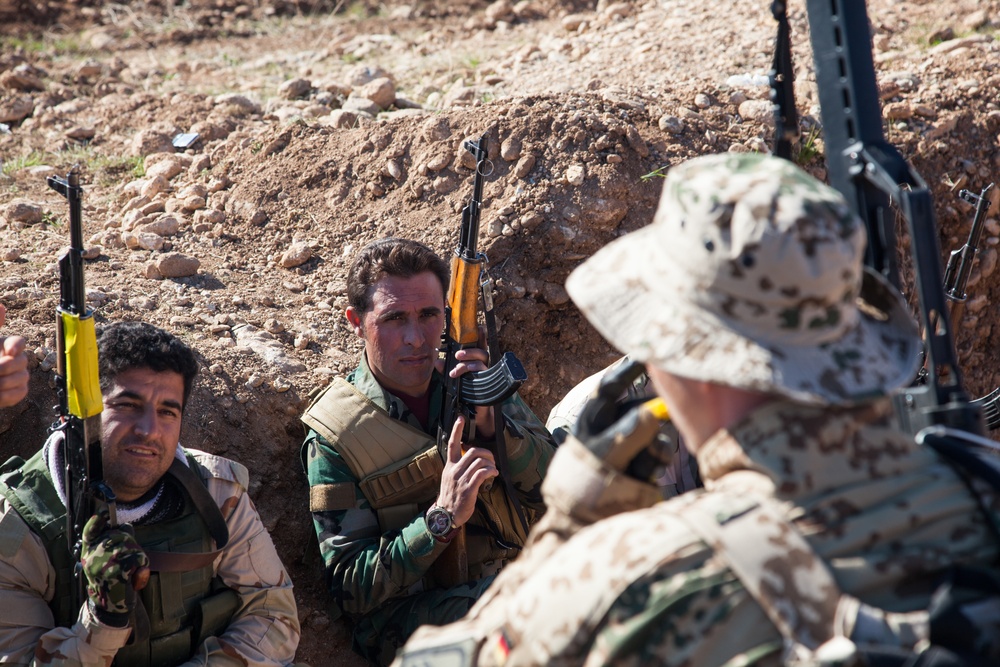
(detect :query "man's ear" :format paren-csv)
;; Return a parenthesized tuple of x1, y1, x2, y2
(345, 307, 365, 338)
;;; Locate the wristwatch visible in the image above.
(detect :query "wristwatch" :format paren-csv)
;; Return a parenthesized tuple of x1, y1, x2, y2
(425, 505, 458, 543)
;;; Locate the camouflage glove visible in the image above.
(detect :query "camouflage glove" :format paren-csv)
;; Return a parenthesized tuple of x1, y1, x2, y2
(571, 358, 673, 482)
(80, 512, 149, 627)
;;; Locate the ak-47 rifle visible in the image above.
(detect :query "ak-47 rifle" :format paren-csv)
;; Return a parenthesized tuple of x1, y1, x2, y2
(769, 0, 987, 437)
(434, 133, 530, 585)
(945, 184, 994, 341)
(47, 168, 117, 613)
(946, 183, 1000, 429)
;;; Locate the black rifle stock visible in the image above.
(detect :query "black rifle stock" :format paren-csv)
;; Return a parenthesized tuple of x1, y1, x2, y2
(801, 0, 985, 437)
(47, 168, 116, 613)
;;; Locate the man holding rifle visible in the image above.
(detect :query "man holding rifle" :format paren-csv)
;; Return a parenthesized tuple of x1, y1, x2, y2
(396, 153, 1000, 666)
(0, 321, 300, 666)
(300, 237, 555, 665)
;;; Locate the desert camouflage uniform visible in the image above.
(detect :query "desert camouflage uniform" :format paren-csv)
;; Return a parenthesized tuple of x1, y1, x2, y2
(396, 154, 997, 665)
(0, 448, 301, 666)
(399, 398, 1000, 665)
(302, 356, 555, 665)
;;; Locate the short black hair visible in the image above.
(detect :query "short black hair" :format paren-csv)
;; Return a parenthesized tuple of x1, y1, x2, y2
(346, 237, 451, 313)
(96, 321, 198, 407)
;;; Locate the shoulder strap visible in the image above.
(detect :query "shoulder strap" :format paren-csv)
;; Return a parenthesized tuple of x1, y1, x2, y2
(302, 377, 435, 480)
(674, 490, 930, 665)
(144, 458, 229, 573)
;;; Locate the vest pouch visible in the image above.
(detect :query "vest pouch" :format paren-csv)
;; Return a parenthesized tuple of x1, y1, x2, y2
(0, 455, 25, 475)
(148, 627, 194, 667)
(193, 584, 240, 648)
(359, 446, 443, 510)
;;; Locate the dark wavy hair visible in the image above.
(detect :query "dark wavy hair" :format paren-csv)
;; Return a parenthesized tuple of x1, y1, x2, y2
(96, 321, 198, 407)
(346, 237, 450, 313)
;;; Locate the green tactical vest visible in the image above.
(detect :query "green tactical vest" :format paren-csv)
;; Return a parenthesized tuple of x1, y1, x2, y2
(303, 377, 531, 582)
(0, 449, 240, 667)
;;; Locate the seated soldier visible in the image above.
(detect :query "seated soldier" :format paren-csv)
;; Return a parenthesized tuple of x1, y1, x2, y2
(395, 153, 1000, 665)
(301, 237, 556, 665)
(0, 321, 300, 666)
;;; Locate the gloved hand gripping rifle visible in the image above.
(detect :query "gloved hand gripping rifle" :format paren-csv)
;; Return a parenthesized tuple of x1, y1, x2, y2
(47, 168, 119, 614)
(435, 134, 530, 584)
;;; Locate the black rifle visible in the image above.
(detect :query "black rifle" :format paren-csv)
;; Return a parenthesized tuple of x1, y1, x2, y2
(434, 134, 529, 585)
(47, 168, 116, 613)
(944, 183, 994, 338)
(945, 183, 999, 429)
(778, 0, 986, 437)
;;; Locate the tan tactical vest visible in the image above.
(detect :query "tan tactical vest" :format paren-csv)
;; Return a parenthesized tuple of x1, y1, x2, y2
(303, 378, 529, 582)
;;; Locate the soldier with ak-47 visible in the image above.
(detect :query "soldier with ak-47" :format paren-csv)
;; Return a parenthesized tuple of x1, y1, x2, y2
(0, 169, 301, 666)
(300, 134, 555, 666)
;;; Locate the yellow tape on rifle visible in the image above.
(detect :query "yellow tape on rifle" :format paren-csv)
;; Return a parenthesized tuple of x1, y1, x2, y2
(643, 398, 670, 421)
(62, 311, 102, 419)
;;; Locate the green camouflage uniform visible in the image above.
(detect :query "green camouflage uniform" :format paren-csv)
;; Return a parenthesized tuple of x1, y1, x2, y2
(302, 356, 555, 665)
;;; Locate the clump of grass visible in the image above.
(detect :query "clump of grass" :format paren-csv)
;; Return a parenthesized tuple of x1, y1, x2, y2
(795, 127, 823, 165)
(640, 165, 669, 181)
(1, 151, 48, 176)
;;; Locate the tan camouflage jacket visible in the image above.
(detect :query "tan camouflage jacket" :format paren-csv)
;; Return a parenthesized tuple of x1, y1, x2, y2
(398, 398, 1000, 666)
(0, 448, 301, 667)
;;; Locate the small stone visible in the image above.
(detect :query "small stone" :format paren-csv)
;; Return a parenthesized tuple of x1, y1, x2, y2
(143, 262, 163, 279)
(354, 77, 395, 110)
(565, 164, 585, 186)
(156, 252, 200, 278)
(512, 154, 535, 179)
(264, 318, 285, 334)
(500, 137, 522, 161)
(279, 78, 311, 100)
(279, 242, 314, 269)
(3, 200, 43, 227)
(135, 232, 164, 251)
(658, 115, 684, 134)
(738, 99, 774, 123)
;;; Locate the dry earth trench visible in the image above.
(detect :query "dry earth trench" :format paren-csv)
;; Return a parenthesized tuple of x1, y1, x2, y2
(1, 0, 999, 664)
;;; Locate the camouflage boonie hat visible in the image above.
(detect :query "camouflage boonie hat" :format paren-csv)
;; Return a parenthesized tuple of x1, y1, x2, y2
(566, 153, 921, 405)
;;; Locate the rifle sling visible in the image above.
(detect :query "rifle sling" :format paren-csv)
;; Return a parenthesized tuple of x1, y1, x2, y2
(144, 458, 229, 573)
(481, 278, 531, 536)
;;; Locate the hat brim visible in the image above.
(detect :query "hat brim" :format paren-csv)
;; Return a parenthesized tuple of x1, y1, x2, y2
(566, 225, 922, 406)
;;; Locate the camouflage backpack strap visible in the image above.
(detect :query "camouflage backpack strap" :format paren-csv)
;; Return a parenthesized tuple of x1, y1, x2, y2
(676, 490, 930, 666)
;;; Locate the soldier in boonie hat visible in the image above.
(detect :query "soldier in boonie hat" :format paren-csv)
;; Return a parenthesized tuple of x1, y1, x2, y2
(394, 154, 1000, 667)
(566, 151, 922, 404)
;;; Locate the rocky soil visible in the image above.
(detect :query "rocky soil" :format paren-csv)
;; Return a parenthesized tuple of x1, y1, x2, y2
(1, 0, 998, 664)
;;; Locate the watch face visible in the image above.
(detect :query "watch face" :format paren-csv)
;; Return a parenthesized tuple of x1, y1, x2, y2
(427, 507, 452, 535)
